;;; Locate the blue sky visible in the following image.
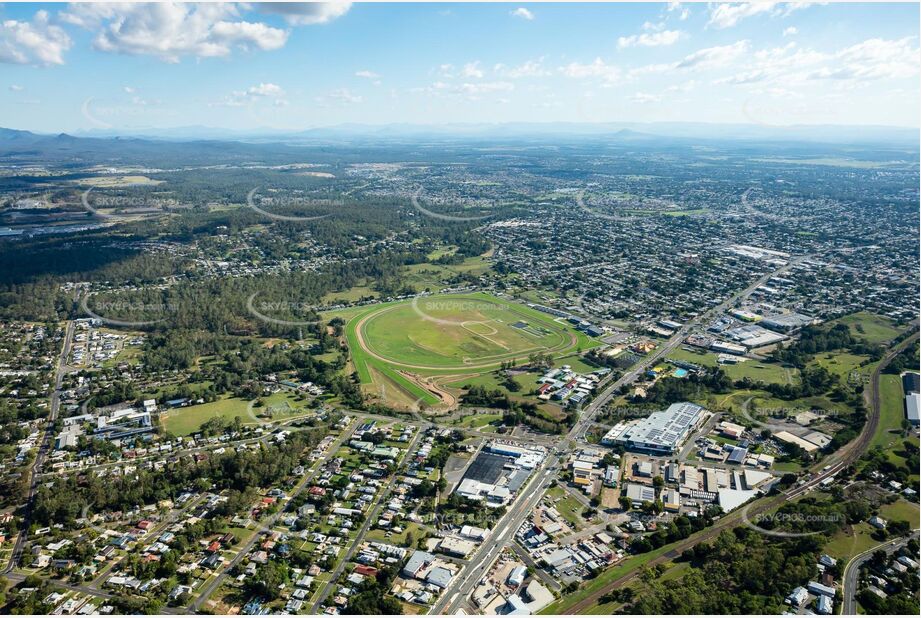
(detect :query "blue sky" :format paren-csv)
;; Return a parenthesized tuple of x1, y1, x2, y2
(1, 2, 919, 132)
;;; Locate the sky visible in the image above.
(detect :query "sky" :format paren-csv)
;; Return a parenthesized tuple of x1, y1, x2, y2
(1, 1, 919, 133)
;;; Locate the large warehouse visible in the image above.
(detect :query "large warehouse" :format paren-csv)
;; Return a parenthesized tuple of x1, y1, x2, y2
(904, 372, 920, 426)
(608, 402, 707, 455)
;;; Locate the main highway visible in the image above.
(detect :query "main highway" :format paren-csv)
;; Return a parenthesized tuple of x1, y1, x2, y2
(433, 256, 810, 613)
(3, 319, 75, 575)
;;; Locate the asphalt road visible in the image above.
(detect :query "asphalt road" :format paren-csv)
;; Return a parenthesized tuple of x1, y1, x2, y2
(3, 319, 74, 575)
(185, 418, 360, 613)
(433, 257, 808, 614)
(841, 530, 918, 614)
(431, 454, 561, 614)
(557, 330, 919, 615)
(309, 424, 428, 612)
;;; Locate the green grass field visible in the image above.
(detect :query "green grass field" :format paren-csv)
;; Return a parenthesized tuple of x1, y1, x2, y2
(162, 397, 250, 435)
(668, 347, 792, 384)
(366, 522, 426, 546)
(402, 253, 493, 292)
(833, 312, 902, 345)
(823, 522, 882, 562)
(359, 294, 572, 369)
(879, 499, 920, 524)
(162, 391, 306, 436)
(321, 282, 378, 304)
(456, 412, 503, 428)
(813, 352, 872, 381)
(871, 374, 906, 452)
(824, 501, 920, 562)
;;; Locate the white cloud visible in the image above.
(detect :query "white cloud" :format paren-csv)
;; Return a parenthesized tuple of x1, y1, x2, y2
(626, 62, 674, 79)
(461, 61, 484, 79)
(707, 2, 776, 29)
(560, 58, 621, 84)
(9, 84, 24, 92)
(511, 8, 535, 21)
(711, 37, 918, 88)
(123, 86, 135, 93)
(665, 80, 697, 92)
(494, 59, 549, 79)
(677, 40, 750, 70)
(257, 2, 352, 25)
(355, 70, 379, 79)
(707, 2, 818, 29)
(713, 69, 771, 85)
(215, 82, 287, 107)
(629, 91, 661, 103)
(712, 43, 823, 84)
(783, 26, 798, 37)
(62, 3, 288, 63)
(247, 82, 284, 97)
(618, 29, 682, 49)
(815, 37, 920, 81)
(459, 81, 513, 95)
(0, 10, 72, 66)
(668, 3, 690, 21)
(322, 88, 362, 104)
(417, 80, 513, 100)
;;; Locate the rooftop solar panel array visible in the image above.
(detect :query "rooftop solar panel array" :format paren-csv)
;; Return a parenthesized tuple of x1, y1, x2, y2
(622, 402, 705, 450)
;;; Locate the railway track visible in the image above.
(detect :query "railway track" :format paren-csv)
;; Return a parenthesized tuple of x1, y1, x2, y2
(560, 330, 918, 614)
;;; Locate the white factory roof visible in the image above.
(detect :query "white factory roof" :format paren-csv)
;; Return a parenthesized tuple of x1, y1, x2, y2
(906, 392, 920, 424)
(614, 402, 705, 452)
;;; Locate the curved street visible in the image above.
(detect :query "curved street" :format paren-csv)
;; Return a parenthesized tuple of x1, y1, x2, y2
(841, 530, 919, 615)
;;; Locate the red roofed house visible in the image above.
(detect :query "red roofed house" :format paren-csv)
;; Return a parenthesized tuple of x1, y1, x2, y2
(354, 565, 378, 577)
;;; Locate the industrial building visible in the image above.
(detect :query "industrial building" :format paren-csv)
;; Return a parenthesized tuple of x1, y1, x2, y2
(904, 372, 920, 426)
(452, 441, 545, 507)
(606, 402, 707, 455)
(760, 312, 815, 332)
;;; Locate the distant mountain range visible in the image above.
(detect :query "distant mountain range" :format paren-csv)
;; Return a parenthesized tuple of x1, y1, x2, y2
(5, 121, 918, 147)
(0, 122, 917, 168)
